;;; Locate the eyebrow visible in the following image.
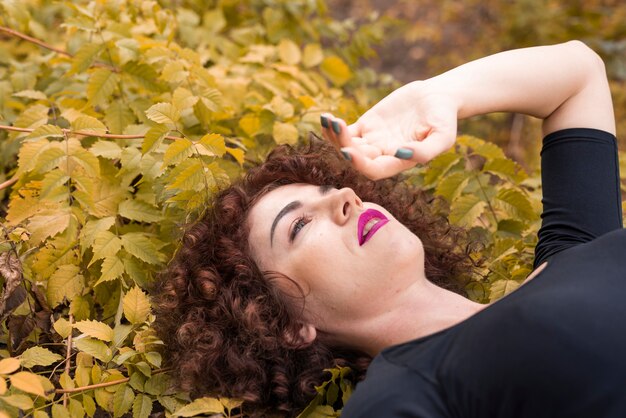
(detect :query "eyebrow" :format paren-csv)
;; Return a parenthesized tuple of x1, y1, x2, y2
(269, 185, 333, 246)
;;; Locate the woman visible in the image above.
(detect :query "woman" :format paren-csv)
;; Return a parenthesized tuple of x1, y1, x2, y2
(154, 41, 625, 417)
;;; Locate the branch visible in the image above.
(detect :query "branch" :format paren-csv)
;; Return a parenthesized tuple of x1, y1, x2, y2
(63, 314, 74, 407)
(0, 177, 17, 191)
(54, 377, 130, 394)
(0, 124, 181, 141)
(0, 26, 117, 71)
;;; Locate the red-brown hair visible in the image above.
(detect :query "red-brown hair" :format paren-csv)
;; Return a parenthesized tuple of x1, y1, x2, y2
(153, 137, 473, 416)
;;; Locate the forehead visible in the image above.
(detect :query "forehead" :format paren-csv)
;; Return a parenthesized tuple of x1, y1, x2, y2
(249, 183, 316, 221)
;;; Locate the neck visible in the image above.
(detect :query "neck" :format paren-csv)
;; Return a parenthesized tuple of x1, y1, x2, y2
(338, 279, 486, 356)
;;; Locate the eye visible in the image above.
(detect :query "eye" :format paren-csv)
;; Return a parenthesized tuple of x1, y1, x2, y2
(289, 215, 311, 242)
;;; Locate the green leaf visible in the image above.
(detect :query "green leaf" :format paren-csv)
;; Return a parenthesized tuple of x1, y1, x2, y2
(69, 398, 85, 418)
(90, 231, 122, 265)
(449, 194, 487, 227)
(495, 188, 535, 220)
(51, 403, 71, 418)
(145, 103, 180, 125)
(47, 264, 83, 306)
(121, 233, 161, 265)
(162, 138, 193, 166)
(118, 200, 163, 223)
(489, 279, 521, 301)
(198, 133, 226, 157)
(91, 140, 123, 159)
(26, 124, 64, 141)
(165, 158, 205, 191)
(74, 338, 113, 363)
(123, 61, 162, 91)
(72, 115, 108, 135)
(113, 384, 135, 418)
(273, 121, 299, 145)
(20, 346, 63, 368)
(142, 124, 169, 154)
(113, 324, 133, 348)
(74, 320, 114, 342)
(173, 397, 225, 417)
(87, 68, 119, 106)
(123, 287, 151, 325)
(83, 394, 97, 417)
(483, 157, 526, 182)
(10, 371, 46, 397)
(435, 171, 470, 201)
(133, 393, 152, 418)
(96, 256, 125, 286)
(69, 42, 104, 75)
(320, 55, 352, 86)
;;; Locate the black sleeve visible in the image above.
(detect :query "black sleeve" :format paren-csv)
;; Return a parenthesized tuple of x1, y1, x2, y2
(533, 128, 623, 269)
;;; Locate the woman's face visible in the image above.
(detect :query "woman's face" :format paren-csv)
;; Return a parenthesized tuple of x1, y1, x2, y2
(247, 184, 425, 337)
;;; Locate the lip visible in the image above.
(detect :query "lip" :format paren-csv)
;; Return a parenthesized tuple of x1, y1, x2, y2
(357, 209, 389, 246)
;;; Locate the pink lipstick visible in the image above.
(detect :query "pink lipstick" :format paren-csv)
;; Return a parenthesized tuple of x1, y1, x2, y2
(357, 209, 389, 246)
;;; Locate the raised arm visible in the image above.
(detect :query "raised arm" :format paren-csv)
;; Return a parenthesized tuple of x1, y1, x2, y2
(321, 41, 615, 179)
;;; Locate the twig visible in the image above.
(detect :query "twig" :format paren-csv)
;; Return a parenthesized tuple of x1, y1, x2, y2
(0, 124, 181, 141)
(0, 177, 17, 192)
(54, 377, 130, 394)
(0, 26, 117, 71)
(63, 314, 74, 407)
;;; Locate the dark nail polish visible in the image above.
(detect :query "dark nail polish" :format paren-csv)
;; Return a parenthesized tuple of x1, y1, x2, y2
(320, 116, 329, 128)
(394, 148, 414, 160)
(341, 150, 352, 161)
(331, 120, 341, 134)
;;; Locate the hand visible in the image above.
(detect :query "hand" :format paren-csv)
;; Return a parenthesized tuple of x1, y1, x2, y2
(321, 81, 458, 180)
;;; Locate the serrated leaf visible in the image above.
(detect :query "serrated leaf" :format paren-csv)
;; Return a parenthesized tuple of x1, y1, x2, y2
(105, 102, 135, 134)
(113, 324, 133, 348)
(87, 68, 119, 106)
(13, 103, 49, 131)
(484, 158, 526, 182)
(449, 194, 487, 227)
(74, 338, 112, 363)
(40, 169, 70, 198)
(69, 42, 103, 75)
(20, 346, 63, 368)
(0, 357, 21, 374)
(91, 140, 123, 159)
(273, 122, 299, 145)
(495, 188, 535, 220)
(124, 61, 162, 91)
(80, 217, 115, 252)
(198, 133, 225, 157)
(435, 171, 470, 201)
(118, 200, 163, 223)
(320, 55, 352, 86)
(26, 124, 64, 141)
(173, 397, 224, 417)
(47, 264, 83, 306)
(28, 211, 72, 244)
(13, 89, 47, 100)
(133, 393, 152, 418)
(162, 138, 193, 166)
(89, 231, 122, 267)
(145, 103, 180, 125)
(72, 115, 108, 135)
(96, 256, 125, 286)
(142, 124, 169, 154)
(489, 279, 521, 301)
(74, 320, 114, 342)
(35, 147, 66, 173)
(166, 158, 205, 191)
(123, 287, 150, 325)
(10, 371, 46, 396)
(113, 384, 134, 418)
(121, 233, 161, 265)
(172, 87, 198, 111)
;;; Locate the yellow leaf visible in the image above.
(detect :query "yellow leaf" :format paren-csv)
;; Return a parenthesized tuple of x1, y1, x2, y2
(303, 43, 323, 67)
(20, 347, 63, 368)
(53, 317, 72, 339)
(118, 200, 162, 223)
(161, 61, 189, 84)
(173, 397, 224, 417)
(13, 89, 47, 100)
(133, 393, 152, 418)
(273, 122, 299, 145)
(69, 42, 103, 75)
(47, 264, 84, 307)
(28, 210, 72, 245)
(238, 114, 260, 137)
(26, 124, 64, 141)
(2, 394, 34, 410)
(227, 147, 245, 166)
(172, 87, 198, 111)
(91, 140, 123, 159)
(0, 377, 6, 395)
(145, 102, 180, 125)
(320, 55, 353, 86)
(142, 124, 169, 155)
(96, 256, 125, 286)
(0, 357, 21, 375)
(51, 404, 71, 418)
(162, 138, 193, 166)
(10, 371, 46, 397)
(278, 39, 301, 65)
(113, 384, 134, 417)
(90, 230, 122, 265)
(72, 115, 108, 135)
(74, 320, 114, 342)
(120, 233, 161, 265)
(198, 133, 225, 157)
(74, 338, 112, 363)
(87, 68, 119, 106)
(123, 287, 151, 325)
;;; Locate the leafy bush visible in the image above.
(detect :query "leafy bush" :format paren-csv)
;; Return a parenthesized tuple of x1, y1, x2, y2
(0, 1, 624, 417)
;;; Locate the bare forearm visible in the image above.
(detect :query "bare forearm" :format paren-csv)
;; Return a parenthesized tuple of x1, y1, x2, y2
(422, 41, 615, 135)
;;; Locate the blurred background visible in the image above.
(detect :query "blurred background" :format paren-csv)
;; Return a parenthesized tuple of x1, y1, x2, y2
(327, 0, 626, 171)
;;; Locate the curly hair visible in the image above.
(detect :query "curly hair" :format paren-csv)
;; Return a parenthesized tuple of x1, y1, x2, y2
(153, 138, 473, 416)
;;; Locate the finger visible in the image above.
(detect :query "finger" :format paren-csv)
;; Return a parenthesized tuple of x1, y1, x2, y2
(393, 129, 456, 164)
(341, 147, 417, 181)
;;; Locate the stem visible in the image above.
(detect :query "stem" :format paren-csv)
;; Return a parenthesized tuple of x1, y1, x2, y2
(55, 377, 130, 394)
(0, 124, 181, 141)
(63, 314, 74, 407)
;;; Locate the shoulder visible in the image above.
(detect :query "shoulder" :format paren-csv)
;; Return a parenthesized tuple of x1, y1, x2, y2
(341, 353, 451, 418)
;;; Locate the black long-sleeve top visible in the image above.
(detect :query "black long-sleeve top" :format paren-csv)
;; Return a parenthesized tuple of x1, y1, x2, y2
(342, 128, 625, 418)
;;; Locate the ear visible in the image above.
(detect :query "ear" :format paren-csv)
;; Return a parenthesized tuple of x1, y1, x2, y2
(286, 323, 317, 347)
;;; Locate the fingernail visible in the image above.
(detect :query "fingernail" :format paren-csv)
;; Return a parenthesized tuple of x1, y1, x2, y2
(394, 148, 414, 160)
(341, 150, 352, 161)
(331, 120, 341, 134)
(320, 116, 329, 128)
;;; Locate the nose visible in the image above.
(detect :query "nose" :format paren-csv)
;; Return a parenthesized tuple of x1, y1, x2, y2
(328, 187, 363, 225)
